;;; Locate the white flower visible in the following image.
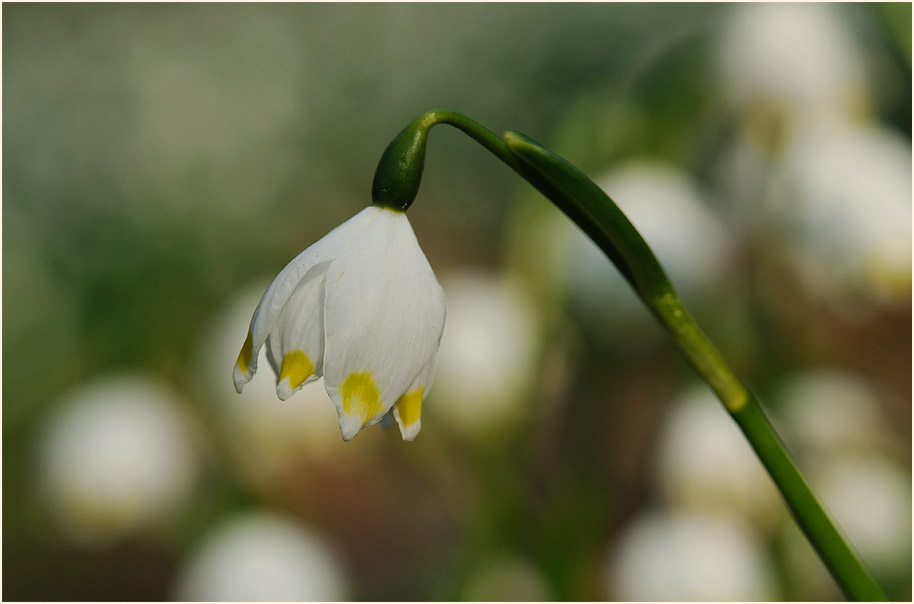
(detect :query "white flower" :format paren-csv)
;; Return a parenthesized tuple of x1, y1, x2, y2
(814, 455, 912, 577)
(719, 3, 868, 131)
(655, 385, 779, 529)
(605, 510, 778, 601)
(779, 454, 912, 598)
(234, 205, 446, 442)
(765, 123, 912, 306)
(554, 161, 731, 349)
(197, 285, 369, 486)
(432, 270, 541, 437)
(774, 370, 890, 459)
(39, 373, 199, 544)
(174, 511, 349, 601)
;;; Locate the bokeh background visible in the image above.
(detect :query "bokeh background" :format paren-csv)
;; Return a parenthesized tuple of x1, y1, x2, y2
(3, 3, 911, 601)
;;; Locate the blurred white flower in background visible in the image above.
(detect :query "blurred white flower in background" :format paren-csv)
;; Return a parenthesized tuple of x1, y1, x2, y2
(605, 509, 778, 601)
(173, 511, 349, 601)
(779, 454, 912, 599)
(764, 124, 912, 308)
(431, 269, 542, 438)
(194, 283, 369, 488)
(38, 374, 199, 544)
(717, 2, 911, 312)
(655, 385, 780, 529)
(774, 369, 894, 460)
(461, 553, 552, 601)
(816, 455, 912, 576)
(561, 161, 731, 348)
(719, 2, 868, 140)
(772, 370, 911, 596)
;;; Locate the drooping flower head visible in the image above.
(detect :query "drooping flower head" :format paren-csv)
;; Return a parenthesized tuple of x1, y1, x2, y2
(234, 205, 446, 441)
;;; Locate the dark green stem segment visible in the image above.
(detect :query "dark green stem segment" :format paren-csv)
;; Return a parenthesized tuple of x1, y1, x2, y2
(372, 109, 887, 601)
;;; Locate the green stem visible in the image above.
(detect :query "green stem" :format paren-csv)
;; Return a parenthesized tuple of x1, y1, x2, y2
(650, 294, 887, 602)
(372, 109, 887, 601)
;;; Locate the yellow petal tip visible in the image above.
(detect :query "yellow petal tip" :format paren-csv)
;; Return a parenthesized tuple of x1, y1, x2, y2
(395, 387, 424, 426)
(236, 330, 254, 374)
(395, 386, 424, 441)
(277, 350, 315, 398)
(340, 372, 383, 426)
(233, 330, 255, 393)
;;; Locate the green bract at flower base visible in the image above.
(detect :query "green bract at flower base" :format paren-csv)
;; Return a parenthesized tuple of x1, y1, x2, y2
(236, 108, 887, 601)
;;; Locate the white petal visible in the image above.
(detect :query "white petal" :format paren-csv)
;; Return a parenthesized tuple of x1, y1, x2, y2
(322, 208, 446, 440)
(233, 207, 376, 393)
(392, 347, 440, 442)
(265, 267, 327, 401)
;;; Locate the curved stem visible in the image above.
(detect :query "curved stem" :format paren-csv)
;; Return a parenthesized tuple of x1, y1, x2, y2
(651, 293, 887, 601)
(373, 109, 888, 601)
(373, 111, 652, 290)
(372, 110, 521, 211)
